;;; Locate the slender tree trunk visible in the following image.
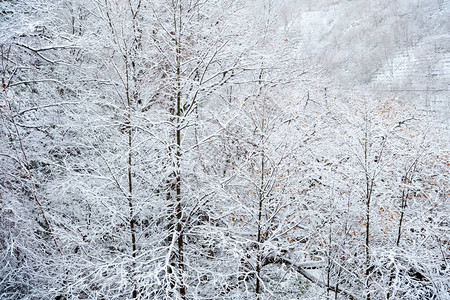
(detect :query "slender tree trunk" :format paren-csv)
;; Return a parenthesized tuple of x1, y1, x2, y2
(255, 79, 266, 299)
(387, 187, 408, 299)
(175, 66, 186, 300)
(125, 55, 138, 298)
(255, 154, 264, 299)
(364, 127, 372, 300)
(172, 5, 186, 298)
(127, 118, 137, 298)
(365, 191, 371, 300)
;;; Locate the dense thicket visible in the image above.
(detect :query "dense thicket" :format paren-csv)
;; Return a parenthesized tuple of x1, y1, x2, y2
(1, 1, 448, 299)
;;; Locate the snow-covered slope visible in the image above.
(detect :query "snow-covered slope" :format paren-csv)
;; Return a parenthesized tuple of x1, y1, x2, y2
(283, 0, 450, 120)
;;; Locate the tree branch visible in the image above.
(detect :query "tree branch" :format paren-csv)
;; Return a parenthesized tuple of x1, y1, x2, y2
(265, 256, 356, 300)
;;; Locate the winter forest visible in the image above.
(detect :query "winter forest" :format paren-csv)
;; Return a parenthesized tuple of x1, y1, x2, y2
(1, 0, 449, 299)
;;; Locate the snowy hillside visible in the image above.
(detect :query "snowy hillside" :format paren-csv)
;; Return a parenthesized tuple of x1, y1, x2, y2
(283, 0, 450, 120)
